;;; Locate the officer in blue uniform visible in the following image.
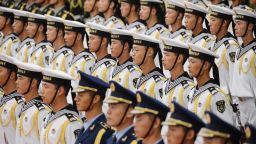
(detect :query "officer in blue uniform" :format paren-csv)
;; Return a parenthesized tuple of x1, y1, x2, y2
(132, 91, 169, 144)
(105, 81, 138, 144)
(74, 71, 114, 144)
(162, 101, 205, 144)
(198, 111, 241, 144)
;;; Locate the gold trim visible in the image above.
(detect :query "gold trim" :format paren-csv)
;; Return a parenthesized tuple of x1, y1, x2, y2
(134, 106, 158, 115)
(162, 118, 192, 128)
(78, 86, 98, 92)
(108, 96, 132, 104)
(198, 128, 230, 138)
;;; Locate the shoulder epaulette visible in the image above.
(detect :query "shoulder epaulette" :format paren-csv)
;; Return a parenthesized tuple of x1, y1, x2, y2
(104, 60, 112, 68)
(127, 65, 135, 72)
(153, 75, 161, 82)
(100, 122, 111, 130)
(34, 101, 45, 111)
(208, 87, 218, 96)
(65, 113, 78, 122)
(181, 80, 189, 89)
(14, 96, 23, 104)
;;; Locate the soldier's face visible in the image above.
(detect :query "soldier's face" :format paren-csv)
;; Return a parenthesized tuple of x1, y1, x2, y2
(46, 25, 58, 43)
(0, 16, 7, 30)
(98, 0, 110, 13)
(134, 114, 156, 138)
(74, 91, 95, 111)
(234, 20, 248, 37)
(0, 66, 10, 87)
(120, 2, 131, 17)
(64, 30, 76, 47)
(162, 51, 178, 71)
(140, 6, 150, 20)
(41, 81, 58, 104)
(110, 39, 123, 58)
(166, 125, 188, 144)
(165, 9, 179, 25)
(209, 16, 222, 35)
(131, 45, 146, 66)
(84, 0, 96, 12)
(16, 75, 31, 95)
(12, 20, 25, 35)
(26, 22, 38, 38)
(203, 137, 227, 144)
(106, 103, 130, 126)
(188, 57, 204, 77)
(88, 34, 102, 52)
(184, 13, 197, 30)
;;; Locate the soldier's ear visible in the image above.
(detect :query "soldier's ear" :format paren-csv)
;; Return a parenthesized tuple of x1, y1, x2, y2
(153, 117, 161, 128)
(38, 24, 44, 32)
(31, 79, 38, 89)
(9, 71, 17, 80)
(248, 23, 254, 32)
(58, 86, 65, 96)
(178, 12, 183, 20)
(109, 1, 115, 9)
(93, 94, 101, 103)
(124, 42, 129, 51)
(77, 33, 82, 41)
(147, 47, 154, 57)
(186, 129, 195, 140)
(126, 106, 134, 118)
(151, 7, 157, 16)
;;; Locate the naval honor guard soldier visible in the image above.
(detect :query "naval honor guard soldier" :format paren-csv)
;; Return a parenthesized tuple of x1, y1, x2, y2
(97, 0, 125, 29)
(187, 43, 234, 124)
(132, 32, 165, 100)
(74, 71, 114, 144)
(162, 101, 205, 144)
(0, 54, 24, 144)
(198, 111, 241, 144)
(15, 61, 51, 144)
(87, 22, 116, 82)
(106, 81, 138, 144)
(139, 0, 169, 38)
(110, 28, 142, 92)
(184, 1, 215, 50)
(26, 11, 54, 68)
(165, 0, 190, 42)
(0, 6, 20, 58)
(120, 0, 147, 33)
(132, 91, 169, 144)
(139, 0, 169, 39)
(208, 4, 239, 95)
(63, 20, 96, 78)
(11, 8, 34, 63)
(46, 14, 74, 73)
(161, 38, 194, 108)
(231, 5, 256, 126)
(40, 69, 82, 144)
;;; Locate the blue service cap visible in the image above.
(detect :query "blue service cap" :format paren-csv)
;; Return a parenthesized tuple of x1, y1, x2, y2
(106, 80, 137, 106)
(198, 111, 241, 143)
(131, 91, 169, 121)
(163, 101, 205, 134)
(73, 71, 109, 97)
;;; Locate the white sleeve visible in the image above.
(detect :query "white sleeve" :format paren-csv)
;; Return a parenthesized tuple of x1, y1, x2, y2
(65, 121, 82, 144)
(211, 92, 234, 125)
